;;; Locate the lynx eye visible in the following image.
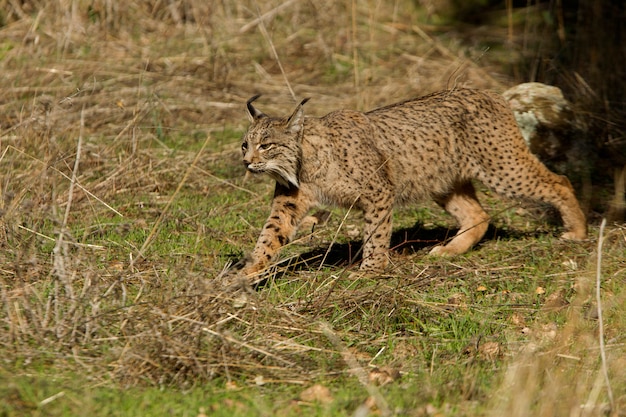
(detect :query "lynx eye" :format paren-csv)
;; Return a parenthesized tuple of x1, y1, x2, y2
(241, 142, 248, 152)
(258, 143, 273, 151)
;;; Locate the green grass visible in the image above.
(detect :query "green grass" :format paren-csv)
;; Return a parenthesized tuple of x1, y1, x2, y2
(1, 218, 624, 416)
(4, 370, 489, 417)
(2, 371, 310, 417)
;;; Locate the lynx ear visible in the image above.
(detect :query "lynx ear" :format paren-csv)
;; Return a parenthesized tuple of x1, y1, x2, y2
(246, 94, 266, 122)
(286, 97, 310, 134)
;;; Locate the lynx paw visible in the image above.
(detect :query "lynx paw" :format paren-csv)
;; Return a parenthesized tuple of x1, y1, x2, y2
(428, 245, 455, 256)
(561, 230, 587, 241)
(215, 269, 251, 292)
(215, 260, 264, 292)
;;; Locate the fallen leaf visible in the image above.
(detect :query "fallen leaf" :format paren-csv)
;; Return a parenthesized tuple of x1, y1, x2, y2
(108, 261, 124, 271)
(300, 384, 333, 404)
(213, 399, 247, 412)
(478, 341, 501, 360)
(509, 312, 526, 327)
(225, 380, 238, 390)
(535, 286, 546, 295)
(447, 293, 465, 305)
(368, 366, 401, 385)
(476, 285, 488, 292)
(543, 289, 568, 310)
(275, 400, 302, 417)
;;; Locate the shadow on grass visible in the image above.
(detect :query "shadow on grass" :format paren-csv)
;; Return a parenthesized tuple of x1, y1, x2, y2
(277, 222, 539, 271)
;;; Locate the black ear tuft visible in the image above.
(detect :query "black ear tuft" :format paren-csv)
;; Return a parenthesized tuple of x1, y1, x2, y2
(247, 94, 262, 106)
(246, 94, 266, 121)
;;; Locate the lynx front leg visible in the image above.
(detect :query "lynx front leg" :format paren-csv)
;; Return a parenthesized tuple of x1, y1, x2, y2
(359, 195, 394, 271)
(242, 184, 314, 278)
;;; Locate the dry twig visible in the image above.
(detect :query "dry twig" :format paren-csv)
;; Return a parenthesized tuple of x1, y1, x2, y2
(594, 218, 615, 410)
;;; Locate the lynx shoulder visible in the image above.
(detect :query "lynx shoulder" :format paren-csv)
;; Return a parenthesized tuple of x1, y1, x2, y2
(235, 88, 586, 279)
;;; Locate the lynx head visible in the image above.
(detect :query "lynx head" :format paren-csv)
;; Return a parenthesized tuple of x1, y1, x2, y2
(241, 95, 310, 188)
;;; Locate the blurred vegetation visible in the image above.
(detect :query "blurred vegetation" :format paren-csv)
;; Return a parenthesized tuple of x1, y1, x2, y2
(417, 0, 626, 217)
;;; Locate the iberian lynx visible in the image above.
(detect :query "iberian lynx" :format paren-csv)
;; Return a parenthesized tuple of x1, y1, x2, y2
(235, 89, 587, 279)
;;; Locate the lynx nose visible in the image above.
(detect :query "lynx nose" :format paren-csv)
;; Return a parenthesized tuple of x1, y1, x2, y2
(243, 150, 256, 168)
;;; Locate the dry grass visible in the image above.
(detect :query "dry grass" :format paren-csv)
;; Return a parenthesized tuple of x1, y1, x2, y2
(1, 1, 625, 416)
(490, 223, 626, 417)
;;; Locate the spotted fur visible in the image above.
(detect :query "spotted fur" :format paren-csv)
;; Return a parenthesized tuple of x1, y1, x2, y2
(237, 88, 587, 277)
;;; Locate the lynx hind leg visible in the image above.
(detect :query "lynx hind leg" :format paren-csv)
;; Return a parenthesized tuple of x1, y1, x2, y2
(545, 174, 587, 240)
(430, 182, 491, 256)
(479, 154, 587, 241)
